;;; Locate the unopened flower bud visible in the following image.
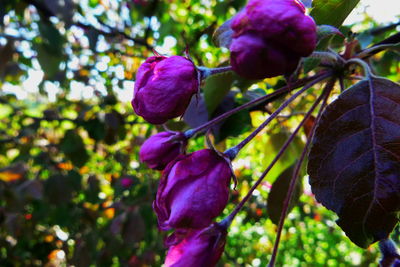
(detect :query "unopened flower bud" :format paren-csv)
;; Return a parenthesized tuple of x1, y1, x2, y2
(120, 177, 134, 188)
(165, 223, 227, 267)
(139, 131, 187, 170)
(132, 55, 199, 124)
(153, 149, 232, 231)
(229, 0, 317, 79)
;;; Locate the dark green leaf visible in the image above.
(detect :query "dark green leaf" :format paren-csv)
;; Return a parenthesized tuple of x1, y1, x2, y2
(203, 71, 234, 115)
(83, 118, 106, 141)
(311, 0, 360, 27)
(267, 164, 303, 225)
(60, 130, 89, 168)
(45, 175, 73, 204)
(43, 0, 75, 26)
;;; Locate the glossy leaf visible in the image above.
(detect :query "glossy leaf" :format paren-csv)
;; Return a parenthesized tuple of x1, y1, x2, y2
(308, 77, 400, 248)
(311, 0, 360, 27)
(267, 164, 303, 225)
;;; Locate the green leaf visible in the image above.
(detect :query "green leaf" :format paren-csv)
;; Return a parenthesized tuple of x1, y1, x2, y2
(303, 57, 321, 74)
(38, 21, 64, 53)
(311, 0, 360, 27)
(83, 118, 106, 141)
(216, 109, 252, 143)
(60, 130, 89, 168)
(43, 0, 75, 26)
(203, 71, 234, 115)
(45, 175, 73, 204)
(88, 0, 98, 8)
(33, 43, 63, 79)
(267, 164, 303, 225)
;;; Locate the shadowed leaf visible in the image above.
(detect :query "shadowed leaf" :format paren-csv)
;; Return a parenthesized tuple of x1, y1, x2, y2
(267, 164, 303, 225)
(213, 18, 234, 48)
(308, 77, 400, 248)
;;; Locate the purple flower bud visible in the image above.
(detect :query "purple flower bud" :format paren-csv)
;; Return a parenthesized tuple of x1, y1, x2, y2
(120, 177, 134, 188)
(164, 223, 227, 267)
(153, 149, 232, 231)
(229, 0, 317, 79)
(139, 131, 187, 170)
(132, 55, 199, 124)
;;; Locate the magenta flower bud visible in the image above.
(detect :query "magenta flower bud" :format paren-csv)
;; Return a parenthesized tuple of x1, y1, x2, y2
(139, 131, 187, 170)
(164, 223, 227, 267)
(229, 0, 317, 79)
(132, 55, 199, 124)
(153, 149, 232, 231)
(120, 177, 134, 188)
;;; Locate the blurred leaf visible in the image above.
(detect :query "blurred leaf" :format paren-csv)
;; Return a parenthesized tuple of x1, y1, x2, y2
(71, 240, 91, 267)
(373, 51, 400, 76)
(45, 175, 73, 204)
(38, 21, 64, 53)
(83, 118, 106, 141)
(0, 40, 14, 77)
(88, 0, 98, 8)
(17, 179, 44, 200)
(44, 0, 75, 26)
(4, 213, 23, 237)
(110, 212, 126, 235)
(267, 164, 303, 225)
(183, 94, 209, 128)
(357, 31, 374, 49)
(303, 57, 321, 74)
(104, 110, 125, 145)
(86, 175, 100, 203)
(60, 130, 89, 168)
(86, 28, 99, 52)
(311, 0, 360, 27)
(213, 18, 234, 48)
(33, 43, 63, 79)
(122, 210, 145, 245)
(203, 71, 234, 115)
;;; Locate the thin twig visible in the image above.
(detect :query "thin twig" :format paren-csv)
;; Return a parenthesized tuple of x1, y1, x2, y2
(184, 71, 331, 139)
(221, 76, 333, 225)
(225, 73, 331, 159)
(268, 78, 336, 267)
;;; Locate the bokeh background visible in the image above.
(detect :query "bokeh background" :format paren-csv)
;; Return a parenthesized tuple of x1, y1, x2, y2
(0, 0, 399, 266)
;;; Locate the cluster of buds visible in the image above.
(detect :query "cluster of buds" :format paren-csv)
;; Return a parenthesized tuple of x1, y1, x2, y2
(131, 0, 318, 265)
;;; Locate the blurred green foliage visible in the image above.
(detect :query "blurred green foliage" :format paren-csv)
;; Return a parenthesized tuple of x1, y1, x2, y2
(0, 0, 399, 266)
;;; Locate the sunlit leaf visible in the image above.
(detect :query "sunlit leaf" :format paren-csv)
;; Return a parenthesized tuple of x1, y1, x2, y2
(267, 164, 303, 225)
(310, 0, 360, 27)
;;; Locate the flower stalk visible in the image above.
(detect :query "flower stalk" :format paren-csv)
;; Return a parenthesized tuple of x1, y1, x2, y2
(224, 72, 331, 160)
(222, 78, 334, 227)
(268, 78, 336, 267)
(184, 71, 331, 139)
